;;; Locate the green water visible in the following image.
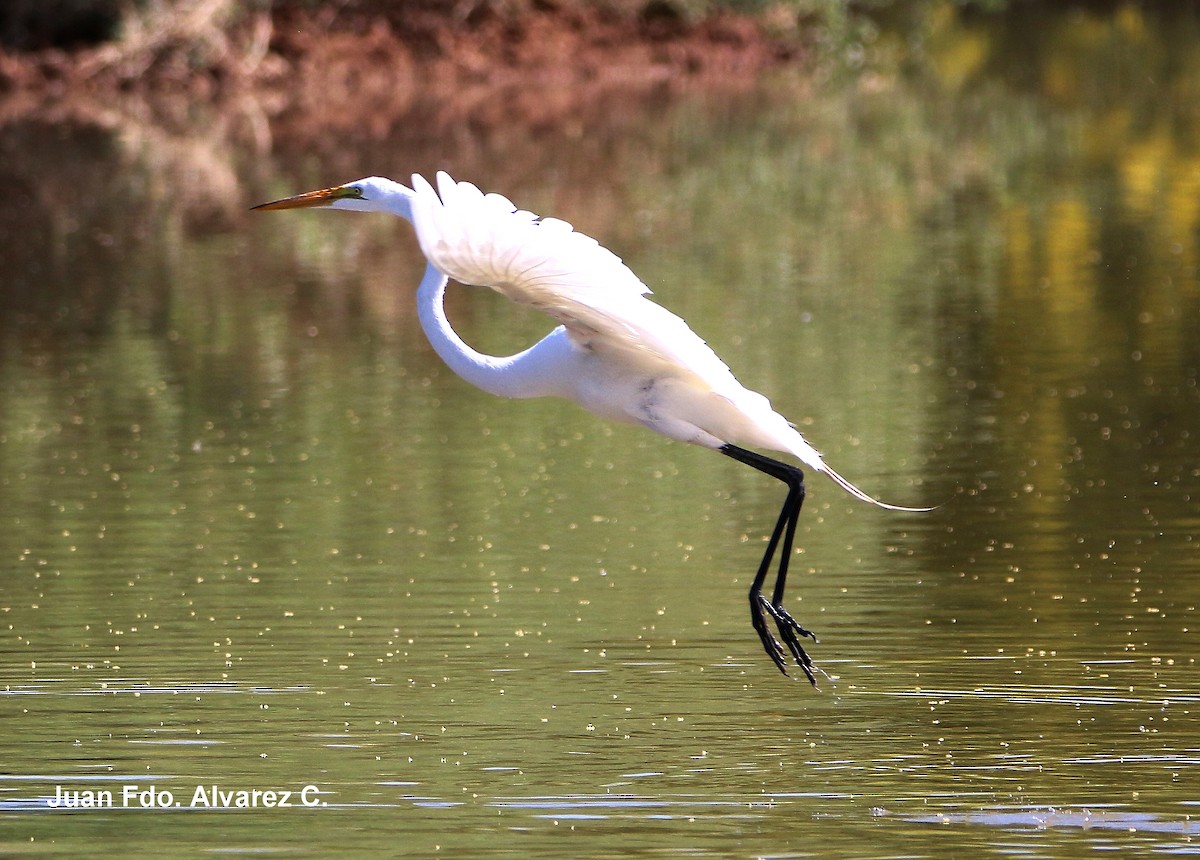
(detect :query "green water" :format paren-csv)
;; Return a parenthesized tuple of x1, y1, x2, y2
(2, 3, 1198, 856)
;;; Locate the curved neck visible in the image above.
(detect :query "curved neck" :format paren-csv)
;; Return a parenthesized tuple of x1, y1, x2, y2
(415, 263, 569, 400)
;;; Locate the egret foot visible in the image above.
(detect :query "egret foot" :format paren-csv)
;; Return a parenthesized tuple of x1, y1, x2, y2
(752, 592, 818, 685)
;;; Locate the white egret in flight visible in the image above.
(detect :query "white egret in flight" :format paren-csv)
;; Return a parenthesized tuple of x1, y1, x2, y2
(254, 172, 930, 684)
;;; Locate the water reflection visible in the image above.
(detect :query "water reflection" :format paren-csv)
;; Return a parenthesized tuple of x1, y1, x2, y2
(2, 2, 1199, 857)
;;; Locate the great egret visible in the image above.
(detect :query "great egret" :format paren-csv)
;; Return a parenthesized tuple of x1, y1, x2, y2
(254, 172, 929, 684)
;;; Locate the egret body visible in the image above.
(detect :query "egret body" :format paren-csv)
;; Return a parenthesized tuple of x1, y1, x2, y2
(254, 172, 929, 684)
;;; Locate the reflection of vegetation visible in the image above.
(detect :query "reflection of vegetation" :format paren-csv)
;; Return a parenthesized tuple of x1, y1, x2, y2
(2, 13, 1198, 835)
(2, 4, 1198, 702)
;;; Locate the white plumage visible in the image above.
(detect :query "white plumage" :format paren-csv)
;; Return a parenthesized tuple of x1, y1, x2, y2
(410, 174, 814, 460)
(254, 171, 930, 683)
(413, 174, 731, 387)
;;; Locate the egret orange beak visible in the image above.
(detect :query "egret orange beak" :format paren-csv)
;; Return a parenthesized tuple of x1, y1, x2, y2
(251, 184, 363, 211)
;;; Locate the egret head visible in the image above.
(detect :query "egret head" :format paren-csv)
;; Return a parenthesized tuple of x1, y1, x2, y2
(252, 176, 413, 219)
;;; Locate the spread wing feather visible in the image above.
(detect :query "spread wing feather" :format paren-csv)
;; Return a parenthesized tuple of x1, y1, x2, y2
(410, 172, 749, 401)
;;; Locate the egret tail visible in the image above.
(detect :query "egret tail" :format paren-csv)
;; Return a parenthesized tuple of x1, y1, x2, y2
(817, 460, 936, 513)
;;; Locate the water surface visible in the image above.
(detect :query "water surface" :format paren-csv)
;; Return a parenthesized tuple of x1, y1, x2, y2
(1, 3, 1198, 856)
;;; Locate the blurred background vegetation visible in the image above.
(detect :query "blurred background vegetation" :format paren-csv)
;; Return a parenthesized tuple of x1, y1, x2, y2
(0, 0, 1001, 53)
(0, 0, 1012, 64)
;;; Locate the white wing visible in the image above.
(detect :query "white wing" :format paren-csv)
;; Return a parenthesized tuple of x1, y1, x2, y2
(409, 171, 747, 398)
(407, 172, 930, 510)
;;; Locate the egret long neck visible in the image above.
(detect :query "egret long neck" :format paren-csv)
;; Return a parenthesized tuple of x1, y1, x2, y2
(415, 262, 570, 400)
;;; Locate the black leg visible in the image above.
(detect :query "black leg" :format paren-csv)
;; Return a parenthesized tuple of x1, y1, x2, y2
(720, 444, 819, 685)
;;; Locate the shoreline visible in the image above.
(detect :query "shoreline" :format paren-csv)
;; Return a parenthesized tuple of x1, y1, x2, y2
(0, 4, 806, 120)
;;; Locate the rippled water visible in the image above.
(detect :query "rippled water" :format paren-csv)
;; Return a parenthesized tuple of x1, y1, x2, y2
(2, 3, 1199, 856)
